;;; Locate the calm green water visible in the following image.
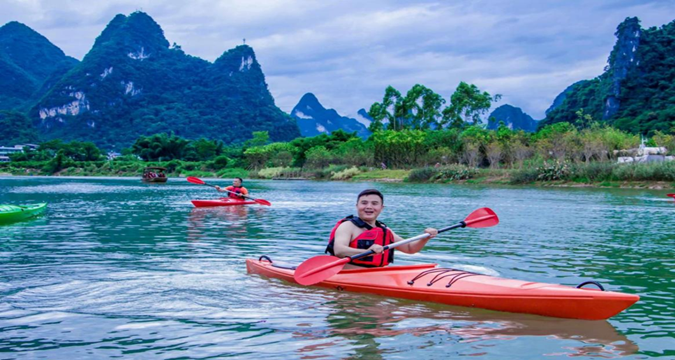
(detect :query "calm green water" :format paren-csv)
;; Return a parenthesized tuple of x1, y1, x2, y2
(1, 177, 673, 359)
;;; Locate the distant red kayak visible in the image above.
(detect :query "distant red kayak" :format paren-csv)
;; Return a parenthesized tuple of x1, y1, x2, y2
(191, 198, 257, 207)
(667, 193, 675, 199)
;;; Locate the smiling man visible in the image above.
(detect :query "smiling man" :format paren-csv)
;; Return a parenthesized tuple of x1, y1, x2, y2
(326, 189, 438, 268)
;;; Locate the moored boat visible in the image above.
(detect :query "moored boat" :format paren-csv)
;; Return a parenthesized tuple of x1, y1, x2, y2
(142, 167, 168, 183)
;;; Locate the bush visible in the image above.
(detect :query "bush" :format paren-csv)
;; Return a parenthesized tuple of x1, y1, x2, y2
(510, 166, 540, 184)
(570, 162, 616, 182)
(536, 161, 570, 181)
(331, 166, 361, 180)
(436, 165, 478, 181)
(406, 167, 439, 182)
(612, 162, 675, 181)
(213, 155, 229, 169)
(257, 167, 286, 179)
(216, 168, 249, 179)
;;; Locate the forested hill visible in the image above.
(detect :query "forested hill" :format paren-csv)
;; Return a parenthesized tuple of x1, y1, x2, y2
(542, 17, 675, 134)
(29, 11, 299, 149)
(0, 21, 79, 111)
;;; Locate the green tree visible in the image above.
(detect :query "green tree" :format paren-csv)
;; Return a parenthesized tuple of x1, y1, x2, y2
(304, 146, 333, 169)
(404, 84, 446, 129)
(368, 86, 404, 131)
(442, 82, 501, 127)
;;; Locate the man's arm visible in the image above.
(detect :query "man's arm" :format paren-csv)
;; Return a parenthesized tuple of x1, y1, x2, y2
(392, 228, 437, 254)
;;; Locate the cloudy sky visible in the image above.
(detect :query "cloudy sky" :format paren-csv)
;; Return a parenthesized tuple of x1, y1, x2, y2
(2, 0, 674, 120)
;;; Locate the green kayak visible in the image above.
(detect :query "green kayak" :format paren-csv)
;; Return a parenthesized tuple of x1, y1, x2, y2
(0, 203, 47, 225)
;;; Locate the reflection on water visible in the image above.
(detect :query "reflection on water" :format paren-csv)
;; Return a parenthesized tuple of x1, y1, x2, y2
(0, 177, 672, 359)
(305, 297, 639, 359)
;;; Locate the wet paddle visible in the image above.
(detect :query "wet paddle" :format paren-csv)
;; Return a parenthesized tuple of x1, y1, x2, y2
(294, 207, 499, 286)
(186, 176, 271, 206)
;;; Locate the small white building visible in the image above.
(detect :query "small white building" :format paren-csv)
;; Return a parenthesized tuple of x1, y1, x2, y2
(617, 139, 672, 163)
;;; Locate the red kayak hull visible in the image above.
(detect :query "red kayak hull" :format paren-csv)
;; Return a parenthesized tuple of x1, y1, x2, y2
(246, 258, 639, 320)
(191, 198, 257, 207)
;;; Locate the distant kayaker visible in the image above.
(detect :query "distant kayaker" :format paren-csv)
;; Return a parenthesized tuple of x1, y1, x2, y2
(215, 177, 249, 200)
(326, 188, 438, 268)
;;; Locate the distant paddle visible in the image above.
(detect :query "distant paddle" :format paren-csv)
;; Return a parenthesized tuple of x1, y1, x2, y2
(186, 176, 271, 206)
(294, 207, 499, 286)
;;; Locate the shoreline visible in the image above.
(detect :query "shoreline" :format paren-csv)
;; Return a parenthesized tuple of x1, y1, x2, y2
(1, 172, 672, 191)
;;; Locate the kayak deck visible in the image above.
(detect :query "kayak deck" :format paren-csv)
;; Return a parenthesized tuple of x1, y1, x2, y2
(246, 258, 639, 320)
(0, 203, 48, 224)
(191, 198, 257, 207)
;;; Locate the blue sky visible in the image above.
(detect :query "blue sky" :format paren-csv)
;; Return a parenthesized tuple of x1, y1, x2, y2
(2, 0, 674, 121)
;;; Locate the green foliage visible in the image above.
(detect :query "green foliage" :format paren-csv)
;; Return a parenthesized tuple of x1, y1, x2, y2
(26, 13, 299, 149)
(536, 161, 571, 181)
(42, 149, 75, 174)
(611, 162, 675, 181)
(406, 167, 439, 182)
(131, 133, 189, 161)
(216, 168, 249, 178)
(246, 131, 270, 148)
(368, 82, 499, 131)
(304, 146, 333, 169)
(0, 111, 39, 144)
(0, 21, 78, 111)
(542, 18, 675, 136)
(443, 82, 501, 127)
(213, 155, 229, 169)
(330, 166, 361, 180)
(371, 129, 427, 168)
(435, 164, 478, 181)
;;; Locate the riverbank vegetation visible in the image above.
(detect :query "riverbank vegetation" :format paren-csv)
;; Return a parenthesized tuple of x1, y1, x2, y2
(2, 83, 674, 188)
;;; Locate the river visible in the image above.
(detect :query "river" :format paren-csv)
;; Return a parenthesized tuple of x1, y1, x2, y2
(1, 177, 673, 359)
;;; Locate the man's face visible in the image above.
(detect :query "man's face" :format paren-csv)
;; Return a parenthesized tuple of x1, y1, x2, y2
(233, 179, 242, 187)
(356, 194, 384, 222)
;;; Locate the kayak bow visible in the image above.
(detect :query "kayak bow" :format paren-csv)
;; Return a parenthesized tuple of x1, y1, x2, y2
(0, 203, 47, 225)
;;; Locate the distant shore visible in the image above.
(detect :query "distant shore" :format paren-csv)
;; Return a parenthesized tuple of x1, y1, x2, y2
(1, 164, 673, 191)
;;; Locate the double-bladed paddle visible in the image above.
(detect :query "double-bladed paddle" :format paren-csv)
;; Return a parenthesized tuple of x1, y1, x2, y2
(186, 176, 271, 206)
(293, 207, 499, 286)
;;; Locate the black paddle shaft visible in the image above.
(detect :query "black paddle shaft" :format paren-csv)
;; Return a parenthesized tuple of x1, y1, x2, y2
(347, 221, 466, 261)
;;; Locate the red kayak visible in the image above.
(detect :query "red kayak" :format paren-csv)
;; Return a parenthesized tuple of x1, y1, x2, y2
(191, 198, 257, 207)
(246, 257, 639, 320)
(667, 193, 675, 199)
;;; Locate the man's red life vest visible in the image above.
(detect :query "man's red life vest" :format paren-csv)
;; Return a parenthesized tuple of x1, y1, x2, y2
(326, 215, 395, 267)
(226, 186, 246, 199)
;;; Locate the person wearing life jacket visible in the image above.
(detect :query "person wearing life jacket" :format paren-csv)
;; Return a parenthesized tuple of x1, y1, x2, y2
(215, 177, 249, 200)
(326, 189, 438, 269)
